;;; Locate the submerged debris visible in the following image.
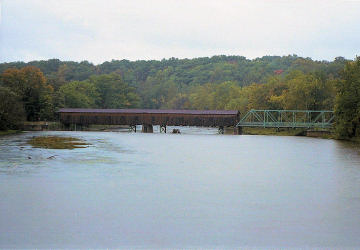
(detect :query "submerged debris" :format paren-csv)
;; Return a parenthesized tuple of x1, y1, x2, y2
(28, 136, 89, 149)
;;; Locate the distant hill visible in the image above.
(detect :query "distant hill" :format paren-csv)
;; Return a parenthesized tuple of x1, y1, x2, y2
(0, 55, 348, 88)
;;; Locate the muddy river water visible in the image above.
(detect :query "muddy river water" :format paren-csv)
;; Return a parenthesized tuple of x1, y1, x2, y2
(1, 128, 360, 248)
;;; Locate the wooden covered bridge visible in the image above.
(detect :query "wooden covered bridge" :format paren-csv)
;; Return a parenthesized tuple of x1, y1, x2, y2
(58, 108, 241, 134)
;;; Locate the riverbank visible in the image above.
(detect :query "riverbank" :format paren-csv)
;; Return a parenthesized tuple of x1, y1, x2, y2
(241, 127, 336, 139)
(3, 123, 350, 141)
(242, 127, 305, 136)
(0, 130, 22, 136)
(336, 136, 360, 144)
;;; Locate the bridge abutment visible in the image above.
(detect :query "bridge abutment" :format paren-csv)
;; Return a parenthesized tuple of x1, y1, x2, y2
(160, 125, 166, 133)
(218, 126, 224, 134)
(234, 126, 242, 135)
(142, 124, 153, 133)
(130, 125, 137, 132)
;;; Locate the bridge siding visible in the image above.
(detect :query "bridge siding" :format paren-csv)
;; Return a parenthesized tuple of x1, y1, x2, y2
(59, 109, 239, 127)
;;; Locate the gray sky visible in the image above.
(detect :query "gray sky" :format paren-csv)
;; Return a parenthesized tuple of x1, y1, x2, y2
(0, 0, 359, 64)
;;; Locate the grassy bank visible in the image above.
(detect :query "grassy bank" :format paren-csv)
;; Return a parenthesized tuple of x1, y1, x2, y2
(336, 136, 360, 144)
(242, 127, 337, 139)
(0, 130, 22, 136)
(28, 136, 90, 149)
(242, 127, 306, 136)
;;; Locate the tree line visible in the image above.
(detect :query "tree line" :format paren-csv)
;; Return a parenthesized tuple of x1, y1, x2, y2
(0, 55, 359, 139)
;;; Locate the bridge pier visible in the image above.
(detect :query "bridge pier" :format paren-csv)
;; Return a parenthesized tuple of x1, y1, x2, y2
(160, 125, 166, 133)
(63, 123, 70, 131)
(218, 126, 224, 134)
(142, 124, 153, 133)
(130, 125, 137, 132)
(74, 123, 83, 131)
(234, 126, 242, 135)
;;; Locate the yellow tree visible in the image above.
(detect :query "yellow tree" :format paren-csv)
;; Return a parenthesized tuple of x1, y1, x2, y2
(1, 66, 53, 121)
(281, 71, 335, 110)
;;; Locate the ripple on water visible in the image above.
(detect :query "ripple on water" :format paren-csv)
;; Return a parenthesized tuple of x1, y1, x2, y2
(1, 130, 360, 248)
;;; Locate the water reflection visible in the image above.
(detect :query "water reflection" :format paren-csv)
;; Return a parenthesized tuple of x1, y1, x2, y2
(0, 130, 360, 248)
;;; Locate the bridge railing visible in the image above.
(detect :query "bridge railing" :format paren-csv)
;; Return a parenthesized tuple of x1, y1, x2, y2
(236, 109, 335, 129)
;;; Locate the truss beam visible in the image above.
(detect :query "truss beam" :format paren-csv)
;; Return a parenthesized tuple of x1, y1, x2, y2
(236, 110, 334, 129)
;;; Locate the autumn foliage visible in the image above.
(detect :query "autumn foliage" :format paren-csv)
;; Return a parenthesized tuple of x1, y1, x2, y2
(0, 55, 359, 139)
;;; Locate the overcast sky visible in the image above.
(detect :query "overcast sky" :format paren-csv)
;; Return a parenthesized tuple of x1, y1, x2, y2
(0, 0, 359, 64)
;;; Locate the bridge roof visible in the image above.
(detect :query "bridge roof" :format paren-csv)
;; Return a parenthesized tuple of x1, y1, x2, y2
(58, 108, 239, 115)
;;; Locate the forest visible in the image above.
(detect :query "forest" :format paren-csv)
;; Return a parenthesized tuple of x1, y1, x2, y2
(0, 55, 359, 139)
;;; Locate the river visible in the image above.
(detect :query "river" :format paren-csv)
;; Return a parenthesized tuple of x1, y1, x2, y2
(1, 128, 360, 248)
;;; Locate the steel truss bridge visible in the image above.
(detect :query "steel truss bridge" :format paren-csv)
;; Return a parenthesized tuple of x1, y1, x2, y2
(236, 109, 335, 129)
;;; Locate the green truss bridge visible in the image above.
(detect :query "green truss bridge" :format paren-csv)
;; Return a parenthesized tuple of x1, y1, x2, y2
(236, 109, 335, 129)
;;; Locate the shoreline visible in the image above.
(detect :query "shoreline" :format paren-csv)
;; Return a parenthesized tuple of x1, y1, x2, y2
(240, 127, 336, 139)
(2, 125, 358, 142)
(0, 130, 22, 136)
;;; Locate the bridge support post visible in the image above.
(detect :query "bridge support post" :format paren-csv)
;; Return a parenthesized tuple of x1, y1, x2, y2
(218, 126, 224, 134)
(130, 125, 137, 133)
(63, 123, 70, 131)
(77, 124, 83, 131)
(74, 123, 83, 131)
(234, 126, 242, 135)
(142, 124, 153, 133)
(160, 125, 166, 133)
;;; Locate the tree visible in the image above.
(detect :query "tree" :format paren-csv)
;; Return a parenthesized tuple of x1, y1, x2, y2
(0, 56, 349, 119)
(0, 87, 25, 130)
(57, 80, 98, 108)
(245, 83, 272, 110)
(188, 83, 216, 110)
(90, 73, 140, 109)
(335, 57, 360, 138)
(1, 66, 53, 121)
(270, 71, 335, 111)
(212, 81, 242, 109)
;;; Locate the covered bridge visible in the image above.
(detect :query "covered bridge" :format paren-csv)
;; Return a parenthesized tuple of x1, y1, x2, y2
(58, 108, 240, 133)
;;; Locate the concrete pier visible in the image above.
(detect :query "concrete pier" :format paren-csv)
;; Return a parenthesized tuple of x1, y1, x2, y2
(218, 126, 224, 134)
(142, 124, 153, 133)
(306, 130, 331, 137)
(130, 125, 137, 132)
(160, 125, 166, 133)
(234, 126, 242, 135)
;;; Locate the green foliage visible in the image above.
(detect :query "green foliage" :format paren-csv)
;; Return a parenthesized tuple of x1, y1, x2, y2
(1, 66, 53, 121)
(0, 55, 357, 140)
(0, 55, 347, 88)
(335, 57, 360, 139)
(58, 81, 98, 108)
(277, 71, 336, 110)
(0, 86, 25, 130)
(90, 73, 140, 108)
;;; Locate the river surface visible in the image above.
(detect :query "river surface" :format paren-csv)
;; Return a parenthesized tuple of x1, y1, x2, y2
(1, 128, 360, 248)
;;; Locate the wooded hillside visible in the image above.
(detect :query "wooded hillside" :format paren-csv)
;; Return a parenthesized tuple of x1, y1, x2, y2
(1, 55, 359, 139)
